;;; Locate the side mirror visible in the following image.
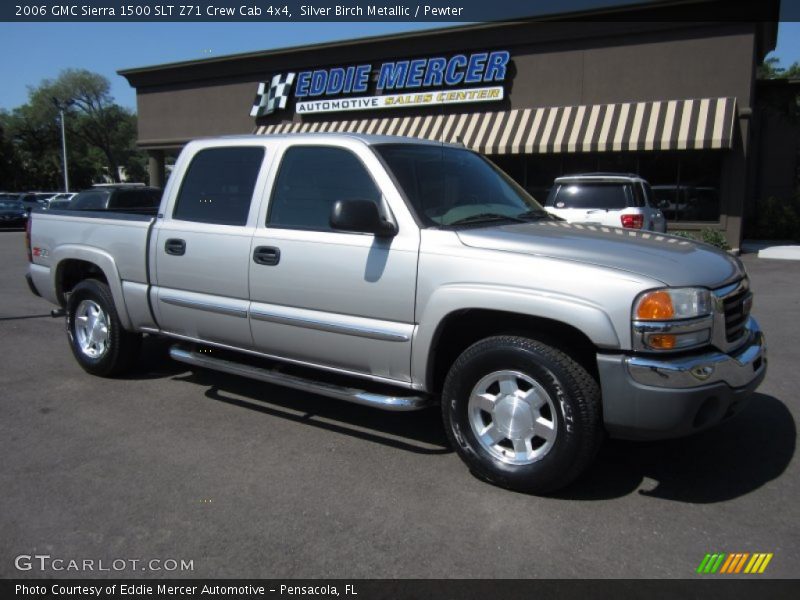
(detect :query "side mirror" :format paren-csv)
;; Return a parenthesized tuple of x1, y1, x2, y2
(330, 199, 397, 237)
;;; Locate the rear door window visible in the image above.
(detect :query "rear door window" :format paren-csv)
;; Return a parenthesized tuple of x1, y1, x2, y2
(173, 146, 265, 226)
(547, 183, 631, 210)
(112, 189, 162, 210)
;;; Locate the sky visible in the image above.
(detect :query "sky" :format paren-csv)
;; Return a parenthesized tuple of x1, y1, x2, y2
(0, 20, 799, 112)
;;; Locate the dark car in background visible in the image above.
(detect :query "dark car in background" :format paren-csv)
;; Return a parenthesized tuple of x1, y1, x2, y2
(46, 197, 74, 210)
(0, 198, 28, 228)
(44, 193, 76, 209)
(66, 186, 162, 215)
(19, 193, 56, 214)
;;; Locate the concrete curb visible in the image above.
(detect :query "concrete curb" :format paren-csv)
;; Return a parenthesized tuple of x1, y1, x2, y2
(741, 240, 800, 260)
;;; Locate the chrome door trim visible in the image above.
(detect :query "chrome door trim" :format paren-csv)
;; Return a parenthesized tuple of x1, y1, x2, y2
(160, 294, 248, 319)
(249, 304, 413, 342)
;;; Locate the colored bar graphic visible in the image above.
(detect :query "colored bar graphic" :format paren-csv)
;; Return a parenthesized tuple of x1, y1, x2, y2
(711, 553, 725, 573)
(734, 553, 749, 573)
(719, 554, 736, 573)
(697, 554, 713, 574)
(759, 553, 773, 573)
(701, 552, 774, 574)
(745, 554, 761, 573)
(721, 553, 739, 573)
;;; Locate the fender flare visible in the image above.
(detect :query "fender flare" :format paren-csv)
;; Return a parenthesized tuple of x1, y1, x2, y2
(411, 283, 621, 388)
(51, 245, 133, 330)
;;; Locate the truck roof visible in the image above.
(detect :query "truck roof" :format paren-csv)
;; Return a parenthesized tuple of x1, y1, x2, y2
(554, 173, 645, 184)
(203, 132, 465, 148)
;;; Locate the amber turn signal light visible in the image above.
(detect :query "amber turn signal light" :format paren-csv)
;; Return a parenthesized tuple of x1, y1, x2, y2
(647, 334, 677, 349)
(635, 290, 675, 320)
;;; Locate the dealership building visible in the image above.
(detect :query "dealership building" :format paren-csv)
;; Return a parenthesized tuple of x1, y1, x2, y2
(119, 0, 793, 250)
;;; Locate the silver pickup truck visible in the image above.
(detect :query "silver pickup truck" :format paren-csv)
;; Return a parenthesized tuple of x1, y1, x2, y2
(26, 134, 766, 493)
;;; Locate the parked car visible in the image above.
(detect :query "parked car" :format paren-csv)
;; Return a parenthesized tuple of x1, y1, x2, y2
(25, 134, 765, 494)
(0, 198, 27, 228)
(19, 192, 56, 214)
(47, 192, 75, 204)
(67, 186, 162, 215)
(46, 198, 74, 210)
(544, 173, 667, 232)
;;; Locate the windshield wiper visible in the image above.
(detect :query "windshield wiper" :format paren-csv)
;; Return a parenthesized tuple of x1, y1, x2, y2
(516, 208, 556, 220)
(448, 213, 527, 226)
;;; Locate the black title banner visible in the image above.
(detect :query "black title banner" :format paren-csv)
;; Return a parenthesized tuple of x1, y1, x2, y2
(4, 579, 800, 600)
(2, 0, 794, 22)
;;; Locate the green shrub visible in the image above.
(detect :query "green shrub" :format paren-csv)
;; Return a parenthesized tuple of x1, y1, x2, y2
(700, 228, 730, 250)
(671, 230, 697, 241)
(753, 196, 800, 242)
(671, 228, 730, 250)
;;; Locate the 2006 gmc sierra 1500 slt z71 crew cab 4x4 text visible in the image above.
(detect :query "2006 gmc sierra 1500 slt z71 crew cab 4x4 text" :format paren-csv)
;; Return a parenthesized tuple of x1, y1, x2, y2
(25, 134, 767, 493)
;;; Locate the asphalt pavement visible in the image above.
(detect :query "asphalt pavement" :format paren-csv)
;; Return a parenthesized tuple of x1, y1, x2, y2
(0, 230, 797, 578)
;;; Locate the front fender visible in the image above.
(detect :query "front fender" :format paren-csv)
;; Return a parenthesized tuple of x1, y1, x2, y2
(51, 245, 132, 330)
(411, 283, 621, 389)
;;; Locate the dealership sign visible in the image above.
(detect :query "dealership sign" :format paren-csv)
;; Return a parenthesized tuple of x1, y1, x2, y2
(251, 51, 510, 117)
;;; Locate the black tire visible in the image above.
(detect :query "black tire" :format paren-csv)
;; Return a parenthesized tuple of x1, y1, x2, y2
(65, 278, 141, 377)
(442, 335, 602, 494)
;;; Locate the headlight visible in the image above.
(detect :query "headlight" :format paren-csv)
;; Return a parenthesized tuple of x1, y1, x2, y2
(632, 287, 713, 351)
(634, 287, 712, 320)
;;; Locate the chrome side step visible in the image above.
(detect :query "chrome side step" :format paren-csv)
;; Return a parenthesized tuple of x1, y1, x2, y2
(169, 345, 432, 412)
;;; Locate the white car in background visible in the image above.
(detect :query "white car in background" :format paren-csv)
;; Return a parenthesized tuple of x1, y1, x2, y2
(544, 173, 667, 232)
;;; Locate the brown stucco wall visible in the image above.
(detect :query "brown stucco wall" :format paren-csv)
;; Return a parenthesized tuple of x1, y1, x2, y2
(126, 22, 759, 147)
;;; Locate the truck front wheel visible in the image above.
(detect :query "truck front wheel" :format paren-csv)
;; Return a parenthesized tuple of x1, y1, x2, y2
(442, 336, 602, 494)
(65, 279, 141, 377)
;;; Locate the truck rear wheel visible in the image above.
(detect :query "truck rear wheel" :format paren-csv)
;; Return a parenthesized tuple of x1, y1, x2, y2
(441, 335, 602, 494)
(66, 279, 141, 377)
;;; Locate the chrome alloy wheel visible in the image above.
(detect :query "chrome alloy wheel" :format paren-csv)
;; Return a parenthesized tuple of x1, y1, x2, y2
(74, 299, 110, 359)
(467, 370, 558, 465)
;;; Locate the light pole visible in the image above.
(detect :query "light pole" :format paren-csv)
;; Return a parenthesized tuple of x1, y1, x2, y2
(52, 97, 72, 192)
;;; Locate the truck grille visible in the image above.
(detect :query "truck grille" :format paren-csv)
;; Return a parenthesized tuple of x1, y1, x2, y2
(721, 283, 752, 343)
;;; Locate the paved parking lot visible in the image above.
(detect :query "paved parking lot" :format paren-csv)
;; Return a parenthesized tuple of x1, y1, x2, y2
(0, 230, 798, 579)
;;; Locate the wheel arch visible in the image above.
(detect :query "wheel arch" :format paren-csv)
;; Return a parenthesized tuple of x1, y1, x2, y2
(422, 308, 604, 395)
(52, 246, 132, 330)
(413, 285, 621, 393)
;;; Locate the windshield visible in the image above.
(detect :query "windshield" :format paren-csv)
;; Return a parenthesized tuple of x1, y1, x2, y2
(0, 201, 24, 210)
(375, 144, 545, 227)
(546, 182, 631, 210)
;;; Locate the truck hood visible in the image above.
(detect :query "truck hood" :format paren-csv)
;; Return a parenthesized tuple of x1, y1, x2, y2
(456, 221, 744, 288)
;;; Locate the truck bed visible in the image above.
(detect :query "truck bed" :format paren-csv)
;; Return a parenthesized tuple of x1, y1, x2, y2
(28, 209, 154, 327)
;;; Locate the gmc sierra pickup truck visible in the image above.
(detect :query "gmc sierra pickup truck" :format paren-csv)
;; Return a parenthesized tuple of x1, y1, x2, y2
(26, 134, 766, 493)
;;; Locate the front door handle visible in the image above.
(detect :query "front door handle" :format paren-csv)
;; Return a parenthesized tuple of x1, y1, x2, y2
(165, 238, 186, 256)
(253, 246, 280, 266)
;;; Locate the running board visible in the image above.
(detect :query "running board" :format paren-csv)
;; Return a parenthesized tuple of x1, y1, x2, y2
(169, 345, 431, 412)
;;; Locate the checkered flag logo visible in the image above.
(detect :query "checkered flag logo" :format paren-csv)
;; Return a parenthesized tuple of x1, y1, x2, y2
(251, 72, 296, 117)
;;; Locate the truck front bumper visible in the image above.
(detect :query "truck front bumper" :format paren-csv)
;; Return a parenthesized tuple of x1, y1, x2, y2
(597, 317, 767, 440)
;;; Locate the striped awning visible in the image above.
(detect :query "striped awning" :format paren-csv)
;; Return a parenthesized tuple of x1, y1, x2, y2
(255, 97, 737, 155)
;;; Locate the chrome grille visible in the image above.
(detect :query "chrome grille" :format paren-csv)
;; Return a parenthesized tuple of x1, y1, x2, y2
(720, 282, 752, 343)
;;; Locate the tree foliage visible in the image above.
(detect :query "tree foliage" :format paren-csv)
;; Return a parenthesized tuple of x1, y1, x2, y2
(758, 56, 800, 80)
(0, 69, 147, 191)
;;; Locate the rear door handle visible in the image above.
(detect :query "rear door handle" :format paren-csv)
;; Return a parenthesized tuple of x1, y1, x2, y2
(165, 238, 186, 256)
(253, 246, 280, 266)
